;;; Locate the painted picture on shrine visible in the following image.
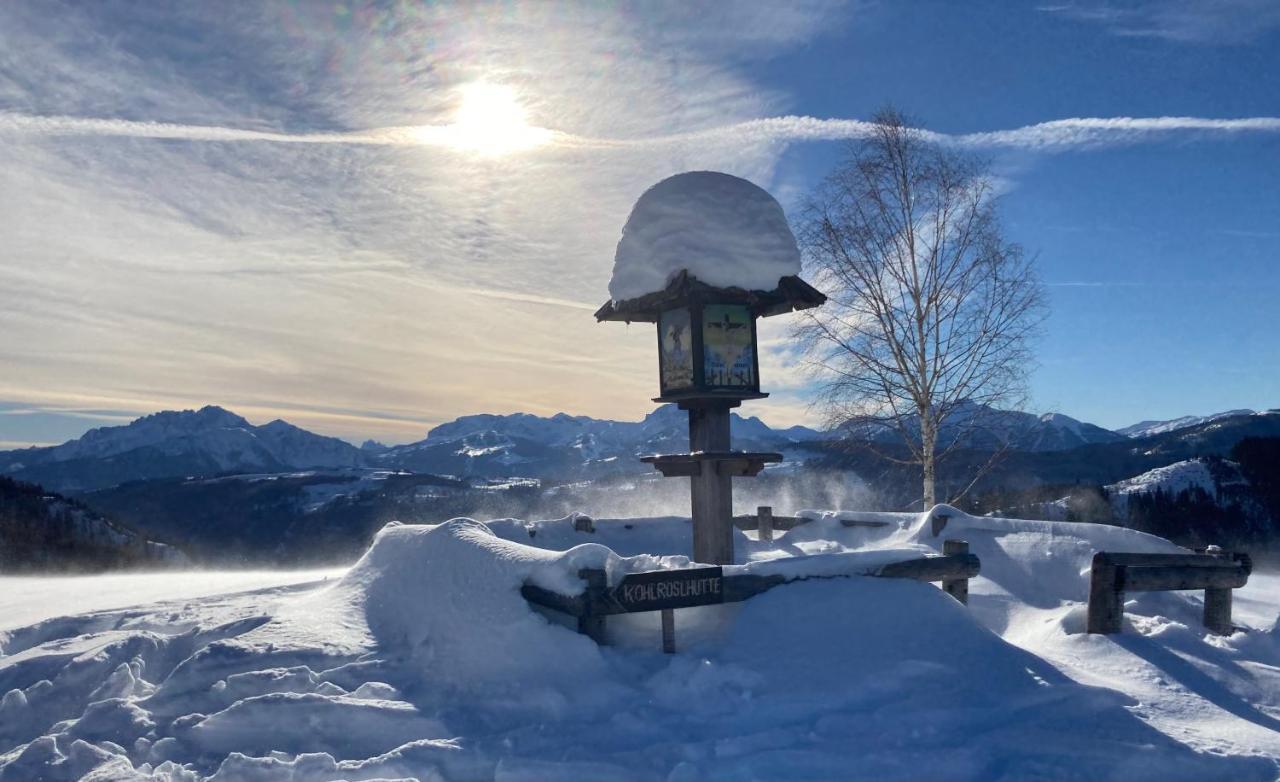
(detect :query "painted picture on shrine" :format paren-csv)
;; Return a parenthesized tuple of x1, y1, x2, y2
(658, 307, 694, 392)
(702, 304, 756, 388)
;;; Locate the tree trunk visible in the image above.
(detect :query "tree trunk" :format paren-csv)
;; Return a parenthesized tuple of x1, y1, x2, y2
(920, 411, 937, 509)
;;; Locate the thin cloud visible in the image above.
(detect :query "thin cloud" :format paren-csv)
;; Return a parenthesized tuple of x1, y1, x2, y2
(5, 111, 1278, 154)
(1040, 1, 1280, 45)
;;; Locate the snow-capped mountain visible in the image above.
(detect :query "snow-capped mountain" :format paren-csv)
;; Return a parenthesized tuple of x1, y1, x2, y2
(5, 402, 1273, 494)
(1118, 409, 1258, 439)
(373, 405, 822, 479)
(0, 406, 364, 492)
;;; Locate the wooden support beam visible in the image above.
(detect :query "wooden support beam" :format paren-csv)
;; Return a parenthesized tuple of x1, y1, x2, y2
(732, 514, 890, 531)
(840, 519, 892, 529)
(1087, 552, 1123, 634)
(1096, 552, 1246, 568)
(521, 584, 586, 617)
(877, 553, 980, 582)
(577, 568, 608, 644)
(1203, 546, 1235, 636)
(941, 540, 970, 605)
(757, 506, 774, 542)
(688, 404, 734, 565)
(1120, 564, 1249, 592)
(661, 609, 675, 654)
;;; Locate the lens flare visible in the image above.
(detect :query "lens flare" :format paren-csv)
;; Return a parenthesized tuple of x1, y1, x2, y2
(420, 83, 551, 156)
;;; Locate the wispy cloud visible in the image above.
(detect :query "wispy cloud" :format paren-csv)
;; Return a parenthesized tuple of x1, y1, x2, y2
(0, 1, 1275, 444)
(0, 0, 814, 441)
(5, 111, 1279, 154)
(1040, 1, 1280, 45)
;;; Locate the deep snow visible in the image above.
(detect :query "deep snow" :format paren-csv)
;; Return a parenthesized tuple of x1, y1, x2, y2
(608, 171, 802, 301)
(1, 510, 1277, 781)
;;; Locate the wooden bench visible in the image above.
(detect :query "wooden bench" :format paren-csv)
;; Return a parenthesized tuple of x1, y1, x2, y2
(1086, 548, 1252, 635)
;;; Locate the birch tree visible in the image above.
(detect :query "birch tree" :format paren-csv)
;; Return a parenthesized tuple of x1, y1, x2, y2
(796, 109, 1045, 509)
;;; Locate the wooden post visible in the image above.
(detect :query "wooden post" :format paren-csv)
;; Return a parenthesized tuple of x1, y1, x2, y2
(661, 609, 675, 654)
(941, 539, 969, 605)
(1087, 553, 1123, 634)
(687, 402, 734, 565)
(577, 568, 607, 644)
(1203, 546, 1234, 635)
(757, 505, 774, 542)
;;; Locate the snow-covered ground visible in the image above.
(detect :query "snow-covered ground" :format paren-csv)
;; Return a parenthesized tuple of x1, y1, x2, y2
(1, 510, 1277, 781)
(0, 569, 346, 633)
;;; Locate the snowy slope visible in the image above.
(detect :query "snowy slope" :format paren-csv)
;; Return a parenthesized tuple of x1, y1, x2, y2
(1, 509, 1277, 780)
(1106, 457, 1250, 515)
(1108, 459, 1218, 504)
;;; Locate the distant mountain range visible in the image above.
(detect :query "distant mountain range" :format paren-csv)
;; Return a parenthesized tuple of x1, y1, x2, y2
(2, 403, 1275, 494)
(841, 400, 1126, 452)
(1116, 410, 1260, 439)
(0, 405, 822, 492)
(3, 403, 1274, 565)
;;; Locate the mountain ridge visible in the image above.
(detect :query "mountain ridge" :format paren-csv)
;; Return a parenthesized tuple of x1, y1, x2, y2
(2, 403, 1273, 493)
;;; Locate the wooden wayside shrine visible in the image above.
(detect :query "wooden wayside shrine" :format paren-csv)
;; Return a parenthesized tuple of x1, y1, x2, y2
(597, 271, 825, 565)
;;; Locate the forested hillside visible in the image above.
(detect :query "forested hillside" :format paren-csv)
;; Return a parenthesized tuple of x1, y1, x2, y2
(0, 476, 185, 572)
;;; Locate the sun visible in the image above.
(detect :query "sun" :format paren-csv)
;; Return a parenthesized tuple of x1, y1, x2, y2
(436, 83, 551, 156)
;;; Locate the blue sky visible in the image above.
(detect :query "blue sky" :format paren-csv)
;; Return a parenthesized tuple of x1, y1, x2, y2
(0, 0, 1277, 447)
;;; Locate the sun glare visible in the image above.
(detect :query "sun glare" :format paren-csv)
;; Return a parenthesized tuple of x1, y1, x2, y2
(430, 83, 551, 156)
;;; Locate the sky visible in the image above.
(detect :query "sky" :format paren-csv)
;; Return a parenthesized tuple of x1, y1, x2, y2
(0, 0, 1277, 448)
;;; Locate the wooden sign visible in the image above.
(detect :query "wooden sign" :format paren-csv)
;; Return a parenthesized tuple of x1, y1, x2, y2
(611, 566, 725, 612)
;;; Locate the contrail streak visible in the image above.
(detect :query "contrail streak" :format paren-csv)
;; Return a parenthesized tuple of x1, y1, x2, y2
(3, 111, 1278, 152)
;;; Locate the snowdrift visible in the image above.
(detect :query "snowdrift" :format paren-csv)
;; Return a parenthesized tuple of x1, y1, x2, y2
(1, 509, 1277, 781)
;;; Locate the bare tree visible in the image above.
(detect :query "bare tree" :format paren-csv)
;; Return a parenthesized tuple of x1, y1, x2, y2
(796, 108, 1046, 509)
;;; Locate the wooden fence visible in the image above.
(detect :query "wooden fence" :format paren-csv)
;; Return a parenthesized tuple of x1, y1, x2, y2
(731, 505, 891, 542)
(1087, 547, 1252, 635)
(522, 542, 979, 652)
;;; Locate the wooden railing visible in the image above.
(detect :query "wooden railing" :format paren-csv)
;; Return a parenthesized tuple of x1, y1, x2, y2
(1086, 548, 1252, 635)
(731, 505, 890, 542)
(523, 543, 979, 652)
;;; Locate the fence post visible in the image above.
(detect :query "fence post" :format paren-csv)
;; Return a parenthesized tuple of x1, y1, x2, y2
(757, 505, 774, 543)
(1087, 553, 1123, 634)
(941, 539, 969, 604)
(661, 608, 676, 654)
(577, 568, 607, 644)
(1203, 546, 1234, 635)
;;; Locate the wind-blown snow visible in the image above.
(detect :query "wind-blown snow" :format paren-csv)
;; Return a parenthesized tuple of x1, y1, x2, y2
(607, 171, 801, 301)
(1, 510, 1277, 781)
